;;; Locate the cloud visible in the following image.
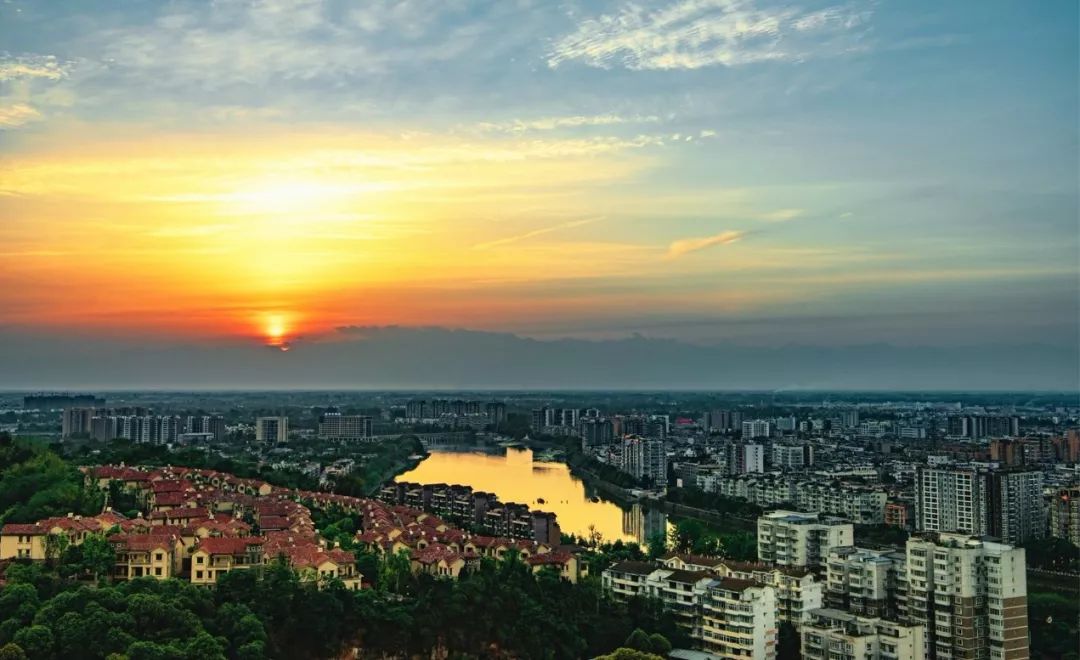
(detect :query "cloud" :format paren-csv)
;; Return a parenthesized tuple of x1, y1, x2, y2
(0, 54, 73, 81)
(667, 229, 745, 257)
(0, 103, 41, 128)
(548, 0, 872, 70)
(759, 208, 803, 221)
(472, 113, 661, 133)
(474, 217, 601, 250)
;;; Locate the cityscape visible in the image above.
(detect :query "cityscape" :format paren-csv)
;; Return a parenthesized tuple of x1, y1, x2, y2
(1, 0, 1077, 659)
(0, 390, 1077, 658)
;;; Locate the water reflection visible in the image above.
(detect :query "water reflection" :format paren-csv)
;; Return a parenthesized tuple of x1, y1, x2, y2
(395, 447, 668, 544)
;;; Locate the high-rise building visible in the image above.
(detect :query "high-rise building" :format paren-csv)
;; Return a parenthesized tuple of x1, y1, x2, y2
(621, 436, 666, 485)
(405, 400, 427, 419)
(904, 533, 1029, 660)
(840, 409, 861, 429)
(580, 418, 614, 447)
(946, 415, 1020, 440)
(484, 401, 506, 424)
(318, 412, 373, 441)
(700, 579, 777, 659)
(1049, 485, 1080, 546)
(724, 443, 765, 474)
(61, 407, 96, 438)
(825, 546, 904, 618)
(987, 469, 1045, 545)
(255, 416, 288, 443)
(915, 467, 990, 537)
(742, 419, 772, 439)
(757, 511, 854, 568)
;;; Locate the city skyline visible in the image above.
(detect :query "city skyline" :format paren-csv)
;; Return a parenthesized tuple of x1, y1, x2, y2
(1, 0, 1077, 388)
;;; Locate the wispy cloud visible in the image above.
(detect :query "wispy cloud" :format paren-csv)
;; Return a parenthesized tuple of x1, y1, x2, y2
(667, 230, 745, 257)
(473, 114, 661, 134)
(0, 54, 73, 81)
(474, 217, 601, 250)
(759, 208, 803, 222)
(548, 0, 872, 70)
(0, 103, 41, 128)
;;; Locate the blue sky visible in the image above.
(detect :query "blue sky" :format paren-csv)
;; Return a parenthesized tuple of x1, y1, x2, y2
(0, 0, 1077, 353)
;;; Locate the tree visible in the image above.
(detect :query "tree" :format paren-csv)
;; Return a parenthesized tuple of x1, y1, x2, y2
(646, 534, 667, 560)
(625, 629, 652, 652)
(0, 644, 27, 660)
(12, 626, 52, 659)
(79, 534, 116, 582)
(595, 649, 664, 660)
(648, 633, 671, 655)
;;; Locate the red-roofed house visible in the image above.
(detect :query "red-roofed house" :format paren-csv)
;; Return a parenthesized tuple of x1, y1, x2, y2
(191, 537, 265, 585)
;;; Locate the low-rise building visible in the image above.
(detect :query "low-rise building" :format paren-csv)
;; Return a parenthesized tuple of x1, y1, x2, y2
(801, 608, 925, 660)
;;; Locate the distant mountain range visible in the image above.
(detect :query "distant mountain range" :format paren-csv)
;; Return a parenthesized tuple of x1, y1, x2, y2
(0, 325, 1075, 390)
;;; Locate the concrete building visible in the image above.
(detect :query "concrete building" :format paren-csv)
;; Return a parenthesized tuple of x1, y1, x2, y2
(915, 467, 989, 536)
(742, 419, 772, 439)
(700, 578, 777, 659)
(802, 608, 925, 660)
(987, 469, 1045, 545)
(317, 412, 373, 441)
(757, 510, 854, 568)
(772, 443, 814, 470)
(602, 561, 778, 659)
(826, 546, 904, 618)
(1048, 485, 1080, 546)
(904, 533, 1029, 660)
(61, 407, 96, 438)
(255, 416, 289, 443)
(622, 436, 667, 485)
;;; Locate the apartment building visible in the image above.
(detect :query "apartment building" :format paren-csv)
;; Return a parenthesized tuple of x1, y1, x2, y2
(915, 467, 989, 536)
(987, 469, 1045, 545)
(1048, 485, 1080, 545)
(621, 436, 667, 485)
(660, 553, 823, 626)
(700, 578, 777, 659)
(905, 533, 1029, 660)
(602, 560, 778, 659)
(825, 546, 905, 618)
(757, 510, 854, 568)
(801, 608, 925, 660)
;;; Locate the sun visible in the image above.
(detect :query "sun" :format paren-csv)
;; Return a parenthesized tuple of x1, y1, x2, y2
(262, 314, 290, 350)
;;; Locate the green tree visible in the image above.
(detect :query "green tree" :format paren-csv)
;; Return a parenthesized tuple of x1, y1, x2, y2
(0, 643, 28, 660)
(79, 534, 116, 582)
(12, 626, 52, 659)
(625, 629, 652, 652)
(648, 632, 671, 655)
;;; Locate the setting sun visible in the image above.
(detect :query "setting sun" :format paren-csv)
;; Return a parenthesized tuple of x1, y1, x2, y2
(263, 314, 290, 349)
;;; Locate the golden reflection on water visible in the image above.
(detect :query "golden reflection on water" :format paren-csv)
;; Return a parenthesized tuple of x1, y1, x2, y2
(395, 447, 667, 544)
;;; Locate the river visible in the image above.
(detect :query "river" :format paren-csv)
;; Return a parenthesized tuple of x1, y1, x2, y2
(395, 446, 669, 544)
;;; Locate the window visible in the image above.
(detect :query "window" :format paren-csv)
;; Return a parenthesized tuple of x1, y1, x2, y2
(155, 567, 163, 576)
(155, 552, 164, 561)
(196, 570, 204, 579)
(196, 555, 204, 564)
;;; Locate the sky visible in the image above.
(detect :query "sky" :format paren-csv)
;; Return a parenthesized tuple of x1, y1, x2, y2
(0, 0, 1077, 388)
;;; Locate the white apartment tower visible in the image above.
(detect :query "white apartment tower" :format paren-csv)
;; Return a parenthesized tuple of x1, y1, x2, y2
(915, 467, 989, 536)
(904, 533, 1029, 660)
(758, 510, 854, 568)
